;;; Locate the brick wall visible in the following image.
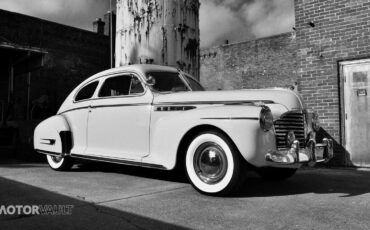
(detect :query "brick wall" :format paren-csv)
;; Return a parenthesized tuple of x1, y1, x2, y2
(200, 33, 297, 90)
(0, 9, 110, 118)
(295, 0, 370, 165)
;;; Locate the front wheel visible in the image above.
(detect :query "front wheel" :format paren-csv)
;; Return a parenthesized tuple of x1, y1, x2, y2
(185, 131, 245, 196)
(46, 155, 74, 171)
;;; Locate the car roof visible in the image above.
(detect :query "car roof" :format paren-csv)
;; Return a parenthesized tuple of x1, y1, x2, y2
(87, 64, 179, 82)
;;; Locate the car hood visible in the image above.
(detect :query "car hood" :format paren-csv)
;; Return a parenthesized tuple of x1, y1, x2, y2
(153, 88, 305, 111)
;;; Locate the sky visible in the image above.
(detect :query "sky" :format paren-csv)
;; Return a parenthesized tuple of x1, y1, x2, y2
(0, 0, 295, 48)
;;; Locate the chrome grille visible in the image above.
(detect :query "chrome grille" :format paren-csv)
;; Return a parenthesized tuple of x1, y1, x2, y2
(274, 111, 306, 149)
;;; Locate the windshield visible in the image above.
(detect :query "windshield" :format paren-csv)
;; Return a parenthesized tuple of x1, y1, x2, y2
(183, 74, 205, 91)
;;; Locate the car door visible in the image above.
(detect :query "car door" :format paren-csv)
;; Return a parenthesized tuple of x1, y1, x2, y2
(64, 80, 100, 155)
(85, 73, 152, 160)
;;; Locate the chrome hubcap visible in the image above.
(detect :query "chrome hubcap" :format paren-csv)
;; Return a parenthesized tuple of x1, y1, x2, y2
(51, 156, 63, 163)
(193, 142, 228, 184)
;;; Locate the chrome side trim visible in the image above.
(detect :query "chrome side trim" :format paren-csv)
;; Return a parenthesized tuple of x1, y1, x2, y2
(59, 103, 151, 114)
(154, 106, 196, 112)
(59, 106, 89, 114)
(91, 103, 151, 109)
(154, 100, 274, 106)
(200, 117, 259, 120)
(71, 153, 167, 170)
(40, 139, 56, 145)
(36, 149, 64, 157)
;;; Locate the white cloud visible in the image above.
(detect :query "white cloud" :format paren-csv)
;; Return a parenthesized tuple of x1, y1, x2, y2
(0, 0, 63, 15)
(0, 0, 294, 47)
(200, 0, 295, 47)
(199, 0, 249, 48)
(242, 0, 295, 38)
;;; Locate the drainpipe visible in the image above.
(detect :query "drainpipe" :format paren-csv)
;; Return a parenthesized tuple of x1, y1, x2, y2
(8, 60, 14, 103)
(26, 72, 31, 120)
(110, 0, 113, 68)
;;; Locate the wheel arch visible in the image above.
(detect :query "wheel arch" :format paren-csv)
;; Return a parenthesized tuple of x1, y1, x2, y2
(34, 115, 73, 155)
(175, 124, 245, 171)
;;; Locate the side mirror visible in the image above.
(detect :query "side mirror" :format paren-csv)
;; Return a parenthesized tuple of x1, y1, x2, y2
(146, 75, 156, 87)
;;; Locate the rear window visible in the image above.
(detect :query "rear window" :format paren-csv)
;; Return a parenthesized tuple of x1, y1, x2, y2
(75, 81, 99, 102)
(147, 72, 189, 92)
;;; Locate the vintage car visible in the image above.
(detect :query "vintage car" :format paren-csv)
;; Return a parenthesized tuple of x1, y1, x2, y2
(34, 64, 333, 195)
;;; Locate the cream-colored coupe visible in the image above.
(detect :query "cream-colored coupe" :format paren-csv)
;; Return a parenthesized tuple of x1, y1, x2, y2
(34, 65, 333, 195)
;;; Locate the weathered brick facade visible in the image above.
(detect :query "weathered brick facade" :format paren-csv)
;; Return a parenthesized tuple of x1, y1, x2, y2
(0, 9, 110, 118)
(0, 9, 110, 155)
(200, 0, 370, 165)
(295, 0, 370, 165)
(200, 33, 297, 91)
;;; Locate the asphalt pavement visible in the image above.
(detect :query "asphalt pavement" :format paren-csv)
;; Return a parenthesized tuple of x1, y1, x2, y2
(0, 159, 370, 230)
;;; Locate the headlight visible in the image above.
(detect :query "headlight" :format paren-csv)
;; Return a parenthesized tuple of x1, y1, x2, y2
(312, 112, 320, 131)
(260, 106, 274, 131)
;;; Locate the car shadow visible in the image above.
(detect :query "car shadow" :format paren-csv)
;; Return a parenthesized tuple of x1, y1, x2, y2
(0, 176, 191, 230)
(73, 161, 189, 183)
(73, 161, 370, 198)
(234, 167, 370, 198)
(2, 160, 370, 198)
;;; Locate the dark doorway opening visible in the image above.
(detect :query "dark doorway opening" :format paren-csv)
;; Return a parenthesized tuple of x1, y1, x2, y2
(0, 42, 45, 158)
(0, 44, 45, 126)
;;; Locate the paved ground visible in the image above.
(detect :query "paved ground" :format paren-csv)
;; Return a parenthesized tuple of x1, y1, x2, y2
(0, 160, 370, 230)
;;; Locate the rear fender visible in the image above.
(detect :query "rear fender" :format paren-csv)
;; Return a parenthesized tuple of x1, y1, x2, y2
(33, 115, 72, 156)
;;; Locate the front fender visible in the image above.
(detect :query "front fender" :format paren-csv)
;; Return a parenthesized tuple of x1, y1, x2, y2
(33, 115, 72, 155)
(145, 105, 275, 169)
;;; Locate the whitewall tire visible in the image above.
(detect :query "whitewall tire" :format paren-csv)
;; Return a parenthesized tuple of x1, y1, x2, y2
(46, 155, 74, 171)
(185, 131, 245, 196)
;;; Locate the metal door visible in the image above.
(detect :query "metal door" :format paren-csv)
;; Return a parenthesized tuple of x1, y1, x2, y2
(342, 60, 370, 167)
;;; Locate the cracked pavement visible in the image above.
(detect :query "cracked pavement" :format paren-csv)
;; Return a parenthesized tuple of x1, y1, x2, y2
(0, 160, 370, 230)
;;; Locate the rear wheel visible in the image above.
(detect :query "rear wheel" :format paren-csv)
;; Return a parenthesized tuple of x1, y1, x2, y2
(256, 167, 297, 181)
(185, 131, 245, 196)
(46, 155, 74, 171)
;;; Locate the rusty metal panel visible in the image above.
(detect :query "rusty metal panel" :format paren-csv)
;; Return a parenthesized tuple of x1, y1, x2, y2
(115, 0, 200, 79)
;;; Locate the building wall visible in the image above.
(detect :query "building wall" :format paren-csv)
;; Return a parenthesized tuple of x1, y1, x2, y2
(295, 0, 370, 165)
(115, 0, 200, 79)
(200, 33, 297, 91)
(0, 9, 110, 118)
(200, 1, 370, 165)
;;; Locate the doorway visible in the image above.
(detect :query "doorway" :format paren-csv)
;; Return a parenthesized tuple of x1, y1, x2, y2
(341, 59, 370, 167)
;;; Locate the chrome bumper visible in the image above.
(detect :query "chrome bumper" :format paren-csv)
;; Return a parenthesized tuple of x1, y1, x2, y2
(265, 138, 334, 167)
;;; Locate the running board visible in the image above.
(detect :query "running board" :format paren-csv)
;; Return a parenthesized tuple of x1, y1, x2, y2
(71, 153, 167, 170)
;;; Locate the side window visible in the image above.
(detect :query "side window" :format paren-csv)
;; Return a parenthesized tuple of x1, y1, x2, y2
(129, 76, 145, 95)
(75, 81, 99, 102)
(99, 75, 144, 97)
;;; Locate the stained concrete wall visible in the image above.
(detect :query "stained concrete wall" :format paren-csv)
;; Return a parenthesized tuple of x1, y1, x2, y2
(115, 0, 200, 79)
